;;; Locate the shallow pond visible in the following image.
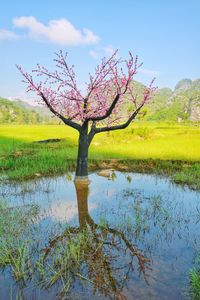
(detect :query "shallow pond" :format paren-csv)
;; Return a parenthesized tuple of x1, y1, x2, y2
(0, 171, 200, 299)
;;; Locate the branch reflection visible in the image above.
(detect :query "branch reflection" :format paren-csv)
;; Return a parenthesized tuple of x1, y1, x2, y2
(44, 181, 151, 299)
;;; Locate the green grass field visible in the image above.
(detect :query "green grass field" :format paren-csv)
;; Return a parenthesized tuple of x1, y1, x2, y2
(0, 122, 200, 189)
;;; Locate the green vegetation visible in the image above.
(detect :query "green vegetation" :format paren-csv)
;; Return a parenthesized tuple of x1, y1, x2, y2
(0, 123, 200, 189)
(190, 268, 200, 299)
(0, 199, 39, 281)
(145, 78, 200, 122)
(0, 97, 57, 124)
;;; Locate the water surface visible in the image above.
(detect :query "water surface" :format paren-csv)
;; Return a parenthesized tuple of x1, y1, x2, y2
(0, 172, 200, 299)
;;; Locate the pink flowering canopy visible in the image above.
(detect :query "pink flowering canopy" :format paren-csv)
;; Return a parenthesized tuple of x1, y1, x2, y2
(17, 50, 156, 129)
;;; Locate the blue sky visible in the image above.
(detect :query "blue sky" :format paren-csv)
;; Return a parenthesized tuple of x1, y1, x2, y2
(0, 0, 199, 100)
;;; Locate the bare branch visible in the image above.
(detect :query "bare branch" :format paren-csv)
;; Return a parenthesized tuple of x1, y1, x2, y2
(93, 103, 144, 134)
(87, 94, 120, 121)
(40, 92, 81, 131)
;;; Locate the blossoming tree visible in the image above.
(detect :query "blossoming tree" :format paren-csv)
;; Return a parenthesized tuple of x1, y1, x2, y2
(17, 50, 155, 180)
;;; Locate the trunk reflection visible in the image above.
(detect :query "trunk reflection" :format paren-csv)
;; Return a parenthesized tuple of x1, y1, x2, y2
(44, 181, 151, 299)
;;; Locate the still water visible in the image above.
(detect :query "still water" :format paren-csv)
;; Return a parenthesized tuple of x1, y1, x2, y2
(0, 171, 200, 299)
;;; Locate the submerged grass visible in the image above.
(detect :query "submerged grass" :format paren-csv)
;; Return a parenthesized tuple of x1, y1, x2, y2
(0, 199, 39, 282)
(0, 185, 197, 298)
(0, 122, 200, 189)
(0, 198, 132, 298)
(190, 268, 200, 300)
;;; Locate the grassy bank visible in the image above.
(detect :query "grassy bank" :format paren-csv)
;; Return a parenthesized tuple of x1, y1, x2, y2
(0, 123, 200, 189)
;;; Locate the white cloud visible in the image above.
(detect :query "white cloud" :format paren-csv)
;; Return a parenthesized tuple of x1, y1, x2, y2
(0, 29, 19, 40)
(139, 68, 160, 76)
(50, 200, 97, 222)
(88, 49, 99, 59)
(89, 45, 115, 59)
(13, 16, 100, 46)
(103, 45, 115, 56)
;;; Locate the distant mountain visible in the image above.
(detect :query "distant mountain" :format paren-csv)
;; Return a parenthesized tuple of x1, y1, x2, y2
(0, 78, 200, 124)
(145, 78, 200, 122)
(0, 97, 57, 124)
(14, 99, 53, 116)
(174, 78, 193, 91)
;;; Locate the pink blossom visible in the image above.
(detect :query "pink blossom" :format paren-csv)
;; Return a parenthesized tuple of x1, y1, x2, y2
(16, 50, 155, 127)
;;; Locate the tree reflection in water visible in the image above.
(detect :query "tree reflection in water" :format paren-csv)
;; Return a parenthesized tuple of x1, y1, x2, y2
(44, 180, 151, 299)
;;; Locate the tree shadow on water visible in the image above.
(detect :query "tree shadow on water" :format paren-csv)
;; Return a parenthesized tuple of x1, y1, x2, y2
(43, 181, 151, 299)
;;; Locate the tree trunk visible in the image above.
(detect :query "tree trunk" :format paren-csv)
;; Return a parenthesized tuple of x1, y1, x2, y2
(75, 124, 89, 179)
